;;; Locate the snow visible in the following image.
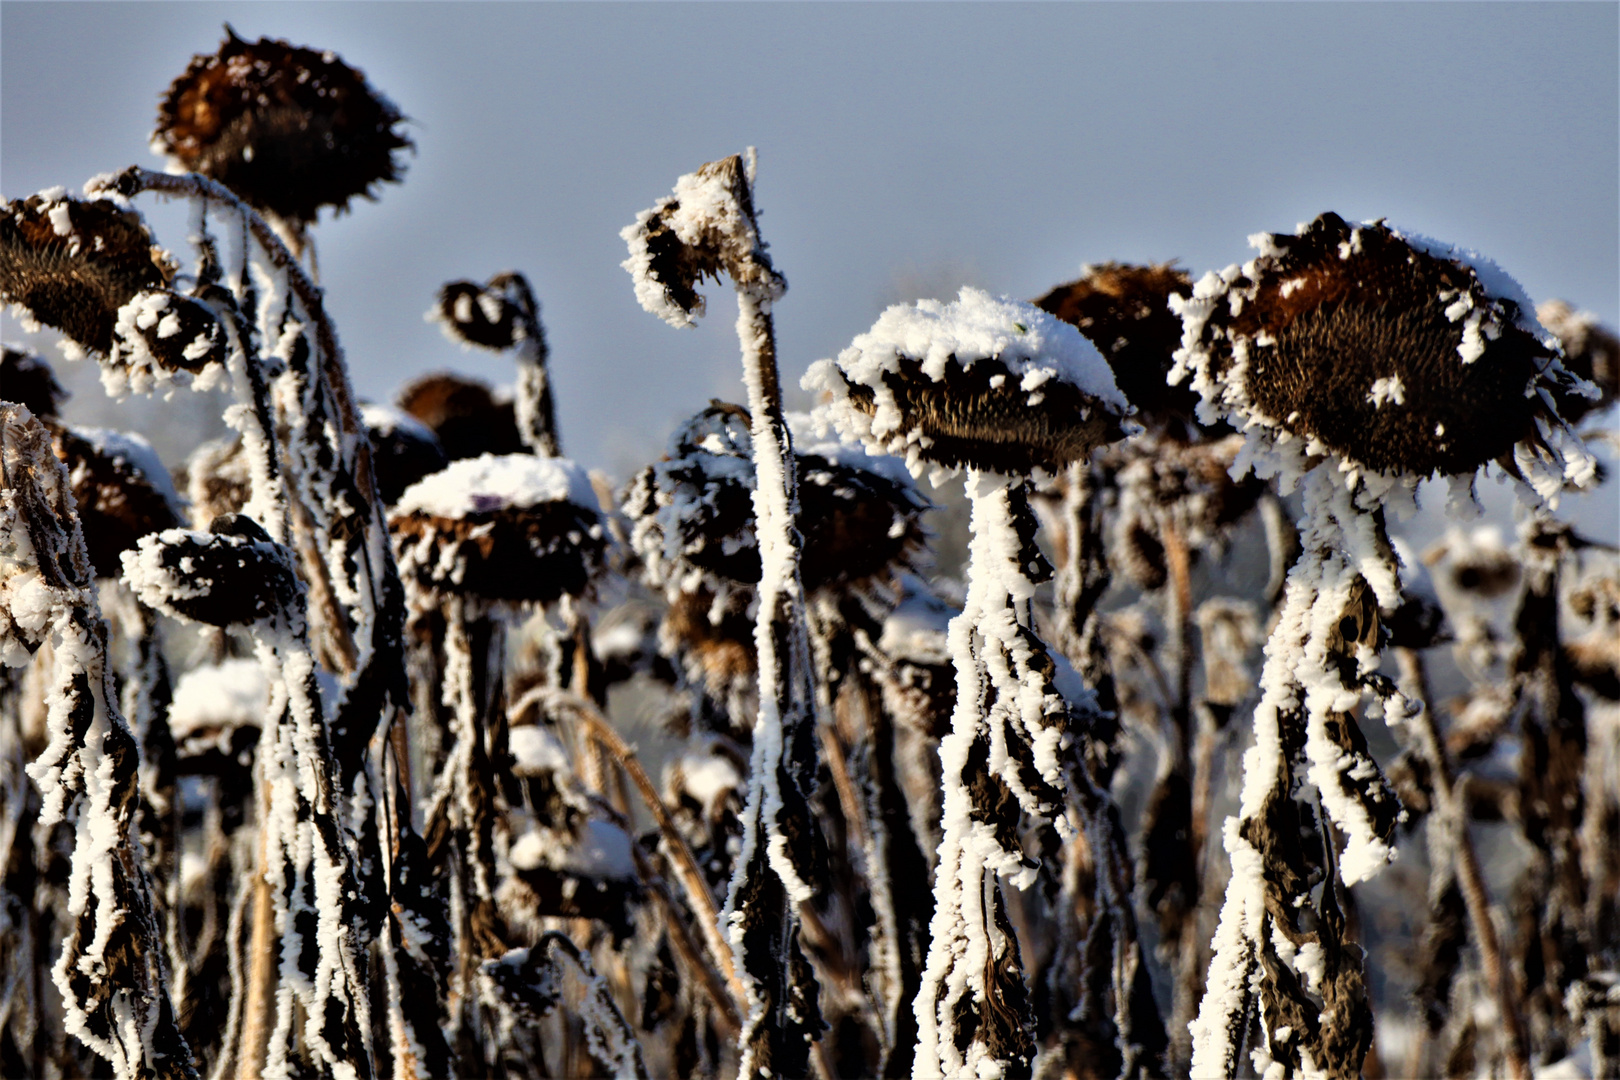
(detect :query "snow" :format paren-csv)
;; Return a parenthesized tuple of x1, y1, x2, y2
(673, 750, 742, 817)
(168, 658, 268, 736)
(508, 723, 571, 775)
(394, 452, 599, 520)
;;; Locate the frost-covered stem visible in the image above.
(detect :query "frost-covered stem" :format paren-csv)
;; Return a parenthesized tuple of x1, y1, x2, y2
(1393, 647, 1529, 1080)
(236, 837, 276, 1080)
(1051, 463, 1121, 781)
(529, 688, 746, 1019)
(3, 409, 196, 1080)
(723, 279, 826, 1076)
(1190, 470, 1403, 1080)
(495, 272, 562, 458)
(915, 473, 1040, 1080)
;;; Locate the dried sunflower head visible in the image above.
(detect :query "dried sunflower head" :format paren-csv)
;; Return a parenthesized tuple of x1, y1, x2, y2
(122, 514, 302, 630)
(621, 153, 784, 328)
(805, 287, 1132, 478)
(1035, 261, 1203, 435)
(2, 192, 172, 352)
(624, 403, 930, 596)
(397, 372, 523, 461)
(49, 425, 184, 578)
(1537, 300, 1617, 426)
(0, 346, 67, 418)
(434, 273, 541, 353)
(390, 453, 607, 607)
(1171, 213, 1593, 497)
(359, 403, 447, 506)
(154, 27, 411, 226)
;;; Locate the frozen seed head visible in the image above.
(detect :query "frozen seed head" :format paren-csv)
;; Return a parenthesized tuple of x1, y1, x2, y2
(1538, 300, 1617, 425)
(624, 403, 930, 595)
(1, 192, 176, 355)
(359, 402, 447, 506)
(154, 26, 411, 226)
(805, 287, 1131, 477)
(621, 152, 785, 328)
(397, 372, 523, 461)
(50, 425, 184, 578)
(0, 346, 68, 418)
(390, 453, 607, 606)
(433, 273, 540, 353)
(1035, 261, 1203, 434)
(1172, 212, 1591, 483)
(122, 514, 302, 629)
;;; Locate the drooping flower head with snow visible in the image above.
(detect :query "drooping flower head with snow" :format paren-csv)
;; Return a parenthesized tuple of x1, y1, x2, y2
(390, 453, 607, 607)
(396, 371, 524, 461)
(621, 153, 784, 327)
(1, 191, 226, 386)
(806, 287, 1132, 479)
(153, 27, 411, 228)
(123, 514, 304, 632)
(49, 425, 184, 579)
(1171, 212, 1596, 501)
(624, 403, 930, 598)
(1035, 261, 1204, 436)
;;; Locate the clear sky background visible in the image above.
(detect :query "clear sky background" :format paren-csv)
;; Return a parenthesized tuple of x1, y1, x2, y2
(3, 2, 1616, 507)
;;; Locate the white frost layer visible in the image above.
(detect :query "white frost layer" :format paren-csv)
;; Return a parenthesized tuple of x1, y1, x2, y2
(168, 658, 267, 736)
(359, 402, 436, 443)
(508, 723, 570, 776)
(69, 426, 185, 517)
(393, 453, 598, 519)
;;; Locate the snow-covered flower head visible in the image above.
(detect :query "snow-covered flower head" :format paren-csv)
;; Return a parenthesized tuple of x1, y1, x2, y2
(1, 190, 226, 385)
(621, 152, 785, 328)
(123, 514, 303, 630)
(49, 425, 184, 579)
(1537, 300, 1618, 426)
(805, 286, 1132, 478)
(624, 403, 930, 596)
(390, 453, 607, 606)
(0, 345, 67, 418)
(153, 27, 411, 227)
(360, 402, 447, 507)
(1170, 212, 1596, 500)
(1035, 261, 1203, 436)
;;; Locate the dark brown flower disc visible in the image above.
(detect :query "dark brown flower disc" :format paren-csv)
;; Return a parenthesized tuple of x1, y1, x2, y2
(1, 193, 174, 355)
(1178, 212, 1566, 478)
(1035, 262, 1202, 433)
(0, 346, 67, 418)
(154, 28, 411, 225)
(50, 424, 184, 578)
(397, 372, 523, 462)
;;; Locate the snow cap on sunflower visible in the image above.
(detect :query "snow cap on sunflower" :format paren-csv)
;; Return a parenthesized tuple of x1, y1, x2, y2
(153, 27, 411, 228)
(50, 425, 184, 578)
(804, 287, 1133, 480)
(1, 191, 226, 386)
(1169, 212, 1596, 505)
(390, 453, 607, 608)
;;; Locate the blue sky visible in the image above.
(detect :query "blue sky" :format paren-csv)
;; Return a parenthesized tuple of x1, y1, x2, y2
(3, 2, 1616, 487)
